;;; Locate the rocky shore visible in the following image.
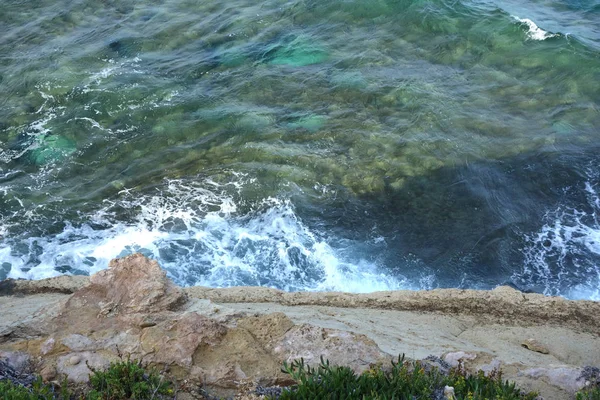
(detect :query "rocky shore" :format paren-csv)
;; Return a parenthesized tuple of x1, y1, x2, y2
(1, 253, 599, 399)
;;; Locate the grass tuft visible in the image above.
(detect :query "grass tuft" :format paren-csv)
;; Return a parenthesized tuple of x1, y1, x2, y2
(272, 355, 539, 400)
(86, 353, 173, 400)
(0, 377, 69, 400)
(577, 387, 600, 400)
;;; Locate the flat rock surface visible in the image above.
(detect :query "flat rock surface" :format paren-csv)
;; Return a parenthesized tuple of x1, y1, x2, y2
(1, 255, 599, 400)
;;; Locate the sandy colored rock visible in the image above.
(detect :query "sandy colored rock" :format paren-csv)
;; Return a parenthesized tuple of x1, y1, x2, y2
(57, 352, 111, 383)
(1, 254, 600, 400)
(443, 351, 478, 368)
(523, 366, 587, 393)
(273, 324, 389, 372)
(62, 334, 94, 351)
(85, 253, 187, 315)
(236, 312, 294, 348)
(68, 355, 81, 365)
(141, 312, 226, 368)
(0, 275, 89, 296)
(185, 285, 600, 333)
(40, 364, 57, 381)
(194, 325, 284, 388)
(40, 338, 55, 355)
(203, 361, 248, 388)
(522, 338, 550, 354)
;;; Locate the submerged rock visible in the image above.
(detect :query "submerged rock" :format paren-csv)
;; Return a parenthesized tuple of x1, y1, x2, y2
(287, 115, 327, 132)
(268, 36, 328, 67)
(30, 134, 76, 166)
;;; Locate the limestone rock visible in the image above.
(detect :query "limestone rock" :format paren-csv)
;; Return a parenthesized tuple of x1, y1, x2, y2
(479, 358, 502, 375)
(89, 253, 187, 314)
(41, 338, 55, 355)
(237, 312, 294, 348)
(55, 254, 188, 334)
(0, 275, 89, 296)
(40, 364, 57, 381)
(522, 338, 550, 354)
(62, 334, 94, 351)
(203, 361, 248, 388)
(0, 350, 30, 372)
(443, 351, 477, 368)
(444, 385, 456, 400)
(193, 325, 284, 389)
(273, 324, 389, 372)
(57, 352, 111, 383)
(141, 312, 226, 368)
(68, 355, 81, 365)
(523, 366, 586, 393)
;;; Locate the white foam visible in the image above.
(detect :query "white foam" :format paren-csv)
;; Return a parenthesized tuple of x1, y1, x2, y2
(0, 177, 407, 292)
(513, 16, 558, 41)
(515, 176, 600, 300)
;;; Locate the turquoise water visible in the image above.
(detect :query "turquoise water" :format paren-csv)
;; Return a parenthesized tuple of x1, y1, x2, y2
(1, 0, 599, 298)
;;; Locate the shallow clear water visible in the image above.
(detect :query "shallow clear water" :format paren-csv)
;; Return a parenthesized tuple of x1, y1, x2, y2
(1, 0, 599, 298)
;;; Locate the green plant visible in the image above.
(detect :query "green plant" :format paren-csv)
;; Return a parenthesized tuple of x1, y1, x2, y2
(577, 387, 600, 400)
(273, 355, 538, 400)
(0, 377, 69, 400)
(448, 367, 537, 400)
(86, 356, 172, 400)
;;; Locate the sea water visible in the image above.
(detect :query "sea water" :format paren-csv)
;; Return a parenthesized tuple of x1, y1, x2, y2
(1, 0, 599, 299)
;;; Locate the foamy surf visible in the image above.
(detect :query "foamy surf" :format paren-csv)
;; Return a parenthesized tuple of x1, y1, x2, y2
(513, 175, 600, 301)
(0, 176, 406, 293)
(513, 16, 558, 41)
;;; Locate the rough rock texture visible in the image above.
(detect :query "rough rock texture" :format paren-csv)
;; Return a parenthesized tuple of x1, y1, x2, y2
(1, 253, 599, 399)
(522, 338, 550, 354)
(185, 285, 600, 333)
(273, 324, 389, 371)
(140, 312, 227, 368)
(56, 351, 111, 383)
(0, 275, 89, 296)
(0, 254, 389, 394)
(71, 253, 187, 316)
(523, 366, 587, 393)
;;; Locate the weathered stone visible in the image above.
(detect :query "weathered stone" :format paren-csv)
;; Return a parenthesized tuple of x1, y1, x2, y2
(193, 325, 284, 389)
(479, 358, 502, 375)
(89, 253, 187, 314)
(443, 351, 477, 368)
(522, 338, 550, 354)
(57, 352, 111, 383)
(444, 385, 456, 400)
(0, 350, 30, 372)
(523, 366, 586, 393)
(62, 334, 94, 351)
(0, 275, 89, 296)
(141, 312, 226, 368)
(2, 253, 600, 400)
(54, 254, 188, 335)
(237, 313, 294, 348)
(203, 361, 248, 388)
(40, 338, 55, 355)
(186, 285, 600, 334)
(272, 324, 389, 373)
(40, 364, 57, 381)
(68, 355, 81, 365)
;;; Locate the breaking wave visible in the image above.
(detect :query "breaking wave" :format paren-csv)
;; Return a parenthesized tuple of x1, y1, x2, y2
(0, 175, 406, 292)
(514, 171, 600, 300)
